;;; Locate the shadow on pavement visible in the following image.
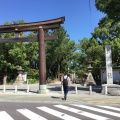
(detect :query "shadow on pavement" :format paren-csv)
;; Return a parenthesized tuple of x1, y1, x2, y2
(51, 96, 65, 101)
(48, 87, 61, 91)
(48, 85, 102, 93)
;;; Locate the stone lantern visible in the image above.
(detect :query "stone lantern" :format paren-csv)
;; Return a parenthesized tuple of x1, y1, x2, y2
(14, 66, 24, 85)
(88, 64, 93, 72)
(84, 63, 96, 86)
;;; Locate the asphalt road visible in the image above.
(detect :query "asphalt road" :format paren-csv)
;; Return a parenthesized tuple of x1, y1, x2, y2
(0, 102, 120, 120)
(0, 82, 120, 119)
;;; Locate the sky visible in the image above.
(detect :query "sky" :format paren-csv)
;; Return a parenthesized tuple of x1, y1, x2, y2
(0, 0, 106, 43)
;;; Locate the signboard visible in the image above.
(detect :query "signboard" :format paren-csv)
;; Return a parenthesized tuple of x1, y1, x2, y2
(105, 45, 113, 84)
(22, 72, 27, 81)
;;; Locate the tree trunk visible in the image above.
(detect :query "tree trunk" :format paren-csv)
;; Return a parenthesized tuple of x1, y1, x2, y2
(3, 68, 7, 85)
(58, 63, 60, 81)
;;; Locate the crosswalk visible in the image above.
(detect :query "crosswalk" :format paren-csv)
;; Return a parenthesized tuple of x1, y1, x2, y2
(0, 104, 120, 120)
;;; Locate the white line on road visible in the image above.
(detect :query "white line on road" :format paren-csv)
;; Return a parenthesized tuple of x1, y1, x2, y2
(71, 104, 120, 117)
(17, 108, 47, 120)
(37, 106, 80, 120)
(0, 111, 14, 120)
(97, 106, 120, 111)
(54, 105, 111, 120)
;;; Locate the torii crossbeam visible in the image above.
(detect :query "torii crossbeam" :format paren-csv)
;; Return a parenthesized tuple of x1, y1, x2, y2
(0, 17, 65, 93)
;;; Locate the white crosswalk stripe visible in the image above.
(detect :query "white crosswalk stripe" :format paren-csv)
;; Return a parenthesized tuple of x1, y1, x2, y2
(71, 104, 120, 117)
(0, 104, 120, 120)
(54, 105, 111, 120)
(0, 111, 14, 120)
(37, 106, 80, 120)
(17, 108, 47, 120)
(97, 106, 120, 111)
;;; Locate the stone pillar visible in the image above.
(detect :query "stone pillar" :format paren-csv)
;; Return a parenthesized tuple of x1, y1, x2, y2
(37, 28, 49, 94)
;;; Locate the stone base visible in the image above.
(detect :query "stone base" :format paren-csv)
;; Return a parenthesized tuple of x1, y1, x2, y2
(37, 85, 49, 94)
(101, 84, 120, 95)
(13, 80, 24, 85)
(109, 90, 120, 96)
(84, 81, 96, 86)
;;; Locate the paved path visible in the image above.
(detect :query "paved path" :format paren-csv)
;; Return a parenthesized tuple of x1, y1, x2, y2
(0, 82, 120, 105)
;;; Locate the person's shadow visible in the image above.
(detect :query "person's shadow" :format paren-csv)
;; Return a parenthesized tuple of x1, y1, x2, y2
(51, 96, 60, 99)
(51, 96, 65, 100)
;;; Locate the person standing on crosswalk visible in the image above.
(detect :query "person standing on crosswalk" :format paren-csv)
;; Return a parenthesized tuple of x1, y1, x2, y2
(61, 73, 70, 100)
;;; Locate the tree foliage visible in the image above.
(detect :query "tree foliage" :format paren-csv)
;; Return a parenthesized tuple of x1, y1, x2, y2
(46, 26, 76, 79)
(77, 37, 104, 76)
(95, 0, 120, 21)
(92, 16, 120, 42)
(0, 20, 29, 83)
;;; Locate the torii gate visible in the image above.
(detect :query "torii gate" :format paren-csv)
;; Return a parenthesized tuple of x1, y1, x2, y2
(0, 17, 65, 93)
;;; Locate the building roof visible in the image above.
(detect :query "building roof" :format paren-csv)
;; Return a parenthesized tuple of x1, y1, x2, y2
(99, 66, 120, 69)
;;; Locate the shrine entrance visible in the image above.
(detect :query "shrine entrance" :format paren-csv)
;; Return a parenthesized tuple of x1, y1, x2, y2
(0, 17, 65, 93)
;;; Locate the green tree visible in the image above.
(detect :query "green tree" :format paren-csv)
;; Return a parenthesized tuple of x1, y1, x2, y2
(83, 0, 120, 83)
(91, 16, 120, 66)
(77, 37, 104, 81)
(95, 0, 120, 21)
(92, 16, 120, 42)
(0, 20, 28, 84)
(25, 32, 39, 79)
(111, 38, 120, 66)
(46, 26, 76, 80)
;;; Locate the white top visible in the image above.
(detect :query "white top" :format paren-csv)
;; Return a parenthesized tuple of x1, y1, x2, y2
(62, 75, 70, 81)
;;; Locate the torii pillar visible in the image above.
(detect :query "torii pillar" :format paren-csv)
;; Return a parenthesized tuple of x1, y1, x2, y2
(37, 28, 48, 93)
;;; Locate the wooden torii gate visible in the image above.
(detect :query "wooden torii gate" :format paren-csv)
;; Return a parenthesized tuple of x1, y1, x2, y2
(0, 17, 65, 93)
